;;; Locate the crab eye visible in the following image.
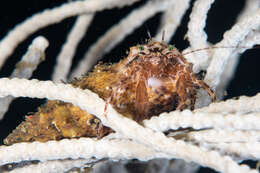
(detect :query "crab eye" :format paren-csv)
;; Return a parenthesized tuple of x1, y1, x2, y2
(168, 44, 175, 50)
(138, 45, 144, 51)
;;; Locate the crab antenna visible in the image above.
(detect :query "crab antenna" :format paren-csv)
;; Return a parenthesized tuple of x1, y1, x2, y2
(147, 30, 152, 40)
(162, 30, 165, 41)
(182, 45, 260, 56)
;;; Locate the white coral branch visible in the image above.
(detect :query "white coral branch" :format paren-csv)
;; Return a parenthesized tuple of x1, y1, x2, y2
(195, 93, 260, 114)
(52, 14, 94, 82)
(0, 36, 49, 120)
(205, 9, 260, 88)
(0, 78, 257, 173)
(0, 137, 167, 166)
(144, 110, 260, 132)
(186, 129, 260, 143)
(0, 0, 140, 70)
(9, 159, 95, 173)
(184, 0, 215, 73)
(201, 142, 260, 161)
(70, 0, 169, 78)
(154, 0, 191, 43)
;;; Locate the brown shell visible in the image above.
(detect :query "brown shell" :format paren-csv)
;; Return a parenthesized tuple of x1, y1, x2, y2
(4, 40, 215, 145)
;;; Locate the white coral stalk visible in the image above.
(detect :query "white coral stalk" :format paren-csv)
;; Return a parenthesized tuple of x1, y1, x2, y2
(0, 78, 256, 173)
(201, 142, 260, 161)
(195, 93, 260, 114)
(184, 0, 215, 73)
(0, 137, 167, 166)
(205, 9, 260, 88)
(237, 0, 260, 21)
(0, 0, 140, 70)
(186, 129, 260, 143)
(52, 15, 94, 82)
(9, 159, 94, 173)
(70, 0, 169, 78)
(0, 36, 49, 119)
(216, 28, 260, 98)
(144, 110, 260, 132)
(154, 0, 191, 43)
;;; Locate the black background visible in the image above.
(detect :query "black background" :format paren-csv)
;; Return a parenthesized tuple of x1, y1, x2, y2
(0, 0, 259, 172)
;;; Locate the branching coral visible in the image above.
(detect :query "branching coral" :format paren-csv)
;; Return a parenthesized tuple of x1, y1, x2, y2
(0, 0, 260, 172)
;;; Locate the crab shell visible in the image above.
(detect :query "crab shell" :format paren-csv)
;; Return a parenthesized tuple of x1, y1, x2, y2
(110, 40, 216, 122)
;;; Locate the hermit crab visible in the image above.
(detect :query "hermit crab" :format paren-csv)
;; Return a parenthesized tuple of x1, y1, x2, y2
(107, 40, 216, 122)
(4, 39, 216, 144)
